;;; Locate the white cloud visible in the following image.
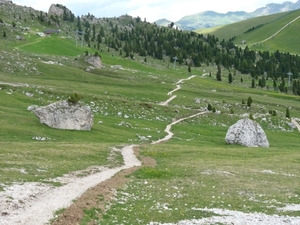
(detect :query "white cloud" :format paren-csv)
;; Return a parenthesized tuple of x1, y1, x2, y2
(13, 0, 298, 22)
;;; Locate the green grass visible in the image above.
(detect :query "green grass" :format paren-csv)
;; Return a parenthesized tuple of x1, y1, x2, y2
(1, 10, 300, 223)
(15, 35, 88, 56)
(101, 127, 300, 224)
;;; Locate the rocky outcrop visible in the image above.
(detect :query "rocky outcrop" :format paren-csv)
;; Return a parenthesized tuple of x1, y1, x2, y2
(225, 118, 269, 147)
(48, 4, 64, 16)
(33, 100, 93, 130)
(48, 4, 72, 17)
(85, 56, 102, 68)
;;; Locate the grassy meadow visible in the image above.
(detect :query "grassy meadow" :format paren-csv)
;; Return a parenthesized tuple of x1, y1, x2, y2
(197, 9, 300, 54)
(1, 24, 300, 225)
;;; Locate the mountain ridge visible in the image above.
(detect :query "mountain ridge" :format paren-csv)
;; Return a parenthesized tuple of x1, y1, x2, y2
(155, 0, 300, 30)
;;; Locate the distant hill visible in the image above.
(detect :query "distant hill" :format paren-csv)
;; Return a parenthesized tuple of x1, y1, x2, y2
(154, 18, 171, 27)
(197, 10, 293, 40)
(155, 0, 300, 30)
(198, 9, 300, 54)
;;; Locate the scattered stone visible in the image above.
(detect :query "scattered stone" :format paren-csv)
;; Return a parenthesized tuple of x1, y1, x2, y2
(27, 105, 39, 112)
(32, 136, 52, 141)
(25, 92, 33, 97)
(85, 56, 102, 68)
(225, 118, 269, 147)
(136, 134, 149, 141)
(118, 121, 132, 128)
(33, 100, 94, 130)
(288, 122, 296, 129)
(15, 35, 24, 40)
(110, 65, 123, 69)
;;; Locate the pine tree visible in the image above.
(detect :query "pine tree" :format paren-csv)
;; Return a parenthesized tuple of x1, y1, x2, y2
(286, 107, 290, 119)
(216, 64, 221, 81)
(273, 79, 277, 90)
(251, 78, 255, 88)
(207, 103, 213, 111)
(3, 31, 6, 38)
(247, 96, 252, 107)
(228, 72, 233, 83)
(188, 65, 191, 74)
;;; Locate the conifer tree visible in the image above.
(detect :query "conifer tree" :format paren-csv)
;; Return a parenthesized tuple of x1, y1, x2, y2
(286, 107, 290, 119)
(247, 96, 252, 107)
(228, 72, 233, 83)
(216, 64, 221, 81)
(251, 78, 255, 88)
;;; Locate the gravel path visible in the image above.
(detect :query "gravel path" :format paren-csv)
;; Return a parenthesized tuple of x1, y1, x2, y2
(0, 145, 141, 225)
(159, 75, 196, 106)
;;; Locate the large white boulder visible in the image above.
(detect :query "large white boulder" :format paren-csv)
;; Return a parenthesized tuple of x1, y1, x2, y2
(33, 100, 93, 130)
(225, 118, 269, 147)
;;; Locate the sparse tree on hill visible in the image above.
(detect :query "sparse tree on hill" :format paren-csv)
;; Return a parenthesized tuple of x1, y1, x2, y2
(228, 72, 233, 83)
(188, 65, 191, 74)
(286, 107, 290, 119)
(216, 64, 221, 81)
(207, 103, 213, 111)
(247, 96, 252, 107)
(273, 79, 277, 90)
(3, 31, 6, 38)
(251, 78, 255, 88)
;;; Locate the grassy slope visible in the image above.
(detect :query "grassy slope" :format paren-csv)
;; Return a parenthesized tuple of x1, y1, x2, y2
(196, 11, 291, 41)
(1, 10, 300, 225)
(197, 10, 300, 54)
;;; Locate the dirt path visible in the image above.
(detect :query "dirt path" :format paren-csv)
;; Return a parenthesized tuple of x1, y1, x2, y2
(152, 111, 208, 144)
(159, 75, 196, 106)
(0, 75, 206, 225)
(0, 146, 141, 225)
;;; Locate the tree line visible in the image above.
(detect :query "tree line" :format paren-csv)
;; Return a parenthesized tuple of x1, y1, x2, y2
(77, 15, 300, 95)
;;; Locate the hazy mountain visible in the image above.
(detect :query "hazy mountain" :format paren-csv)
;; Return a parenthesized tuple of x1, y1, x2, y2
(252, 1, 300, 16)
(154, 18, 172, 26)
(156, 0, 300, 30)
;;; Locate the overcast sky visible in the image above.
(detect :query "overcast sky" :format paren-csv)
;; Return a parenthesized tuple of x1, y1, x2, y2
(13, 0, 298, 22)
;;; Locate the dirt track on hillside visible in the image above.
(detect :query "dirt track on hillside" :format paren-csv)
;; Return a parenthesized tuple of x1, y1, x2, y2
(0, 75, 206, 225)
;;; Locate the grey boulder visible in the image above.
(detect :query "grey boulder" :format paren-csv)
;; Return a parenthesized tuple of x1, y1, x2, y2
(225, 118, 269, 147)
(33, 100, 93, 130)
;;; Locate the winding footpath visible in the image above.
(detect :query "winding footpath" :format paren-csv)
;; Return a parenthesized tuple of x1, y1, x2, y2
(2, 74, 300, 225)
(252, 15, 300, 45)
(159, 75, 196, 106)
(0, 74, 205, 225)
